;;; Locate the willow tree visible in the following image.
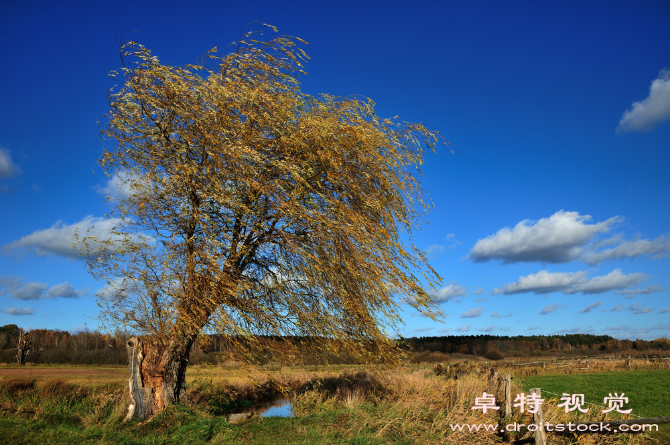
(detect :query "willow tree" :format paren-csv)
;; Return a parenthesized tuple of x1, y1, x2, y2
(89, 25, 444, 420)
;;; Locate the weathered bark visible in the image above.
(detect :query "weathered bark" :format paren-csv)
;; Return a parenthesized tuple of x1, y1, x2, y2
(125, 336, 194, 421)
(16, 329, 31, 366)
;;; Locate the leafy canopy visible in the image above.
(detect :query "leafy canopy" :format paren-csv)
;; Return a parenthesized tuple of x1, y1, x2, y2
(87, 25, 444, 364)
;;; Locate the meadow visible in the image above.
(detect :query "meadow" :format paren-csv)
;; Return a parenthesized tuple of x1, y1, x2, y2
(0, 358, 667, 444)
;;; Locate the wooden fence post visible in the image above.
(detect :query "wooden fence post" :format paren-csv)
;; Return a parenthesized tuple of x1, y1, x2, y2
(504, 374, 512, 417)
(627, 356, 631, 369)
(530, 388, 546, 445)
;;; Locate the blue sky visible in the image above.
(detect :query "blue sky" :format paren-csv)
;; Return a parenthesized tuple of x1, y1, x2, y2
(1, 0, 669, 339)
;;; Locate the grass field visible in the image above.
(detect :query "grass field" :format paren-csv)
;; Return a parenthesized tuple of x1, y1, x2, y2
(521, 370, 670, 444)
(0, 363, 664, 444)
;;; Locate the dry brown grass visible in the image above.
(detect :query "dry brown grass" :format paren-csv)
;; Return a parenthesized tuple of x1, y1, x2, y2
(290, 364, 654, 445)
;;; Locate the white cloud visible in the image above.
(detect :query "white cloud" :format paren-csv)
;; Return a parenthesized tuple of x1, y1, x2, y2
(95, 277, 132, 300)
(617, 69, 670, 133)
(493, 269, 647, 295)
(4, 307, 35, 316)
(96, 172, 133, 200)
(96, 171, 155, 201)
(540, 303, 568, 315)
(476, 326, 495, 332)
(578, 301, 603, 313)
(3, 215, 128, 260)
(0, 276, 86, 300)
(583, 236, 670, 265)
(438, 328, 451, 333)
(471, 286, 485, 295)
(454, 324, 471, 332)
(430, 283, 467, 303)
(628, 303, 654, 315)
(616, 284, 665, 298)
(460, 307, 483, 318)
(574, 269, 647, 294)
(46, 282, 85, 299)
(468, 211, 618, 264)
(659, 308, 670, 314)
(11, 282, 48, 300)
(0, 148, 21, 179)
(493, 270, 586, 295)
(414, 327, 433, 332)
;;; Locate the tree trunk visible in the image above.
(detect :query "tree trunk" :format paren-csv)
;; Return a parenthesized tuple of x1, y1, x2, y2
(16, 329, 31, 366)
(125, 336, 193, 421)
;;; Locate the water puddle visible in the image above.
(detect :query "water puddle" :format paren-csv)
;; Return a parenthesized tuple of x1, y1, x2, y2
(232, 396, 292, 418)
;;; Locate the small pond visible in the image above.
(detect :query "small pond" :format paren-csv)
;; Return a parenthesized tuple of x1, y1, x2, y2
(232, 396, 292, 418)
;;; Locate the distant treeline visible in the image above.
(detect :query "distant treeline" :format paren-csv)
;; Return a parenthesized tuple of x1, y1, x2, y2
(1, 325, 668, 365)
(400, 334, 670, 361)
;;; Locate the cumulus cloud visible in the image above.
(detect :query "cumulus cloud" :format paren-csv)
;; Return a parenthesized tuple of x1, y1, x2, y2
(611, 303, 625, 312)
(95, 277, 132, 300)
(10, 282, 48, 300)
(476, 326, 495, 332)
(659, 308, 670, 314)
(2, 215, 129, 260)
(0, 276, 86, 300)
(454, 324, 471, 332)
(616, 284, 665, 298)
(540, 303, 568, 315)
(430, 283, 467, 303)
(468, 210, 670, 266)
(414, 327, 433, 332)
(583, 236, 670, 265)
(96, 171, 155, 202)
(468, 211, 618, 264)
(460, 307, 483, 318)
(46, 282, 86, 299)
(617, 69, 670, 133)
(438, 328, 451, 333)
(4, 307, 35, 316)
(628, 303, 654, 314)
(493, 269, 647, 295)
(578, 301, 603, 313)
(0, 148, 21, 179)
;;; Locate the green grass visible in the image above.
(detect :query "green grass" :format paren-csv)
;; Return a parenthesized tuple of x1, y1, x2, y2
(0, 366, 662, 444)
(520, 369, 670, 443)
(0, 403, 394, 444)
(520, 369, 670, 418)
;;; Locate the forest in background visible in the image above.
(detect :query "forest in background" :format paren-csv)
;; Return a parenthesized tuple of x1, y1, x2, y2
(1, 324, 668, 366)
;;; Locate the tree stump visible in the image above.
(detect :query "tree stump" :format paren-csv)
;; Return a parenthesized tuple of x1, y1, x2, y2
(16, 329, 31, 366)
(124, 336, 188, 421)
